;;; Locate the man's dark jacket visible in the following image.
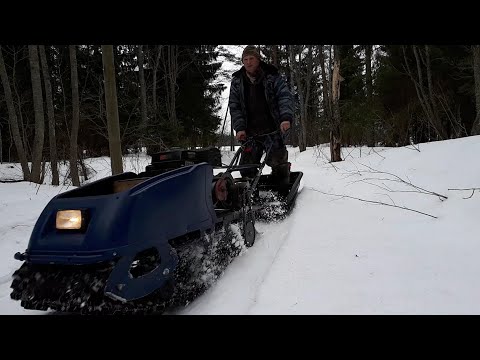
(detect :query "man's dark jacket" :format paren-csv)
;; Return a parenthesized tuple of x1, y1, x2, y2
(228, 61, 293, 134)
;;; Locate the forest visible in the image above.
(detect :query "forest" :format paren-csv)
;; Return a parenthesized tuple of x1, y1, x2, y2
(1, 45, 479, 184)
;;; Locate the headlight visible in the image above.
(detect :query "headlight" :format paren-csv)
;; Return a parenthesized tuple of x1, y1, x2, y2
(56, 210, 83, 230)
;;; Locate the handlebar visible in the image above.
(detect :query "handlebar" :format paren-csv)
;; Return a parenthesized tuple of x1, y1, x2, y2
(228, 128, 291, 171)
(239, 128, 290, 147)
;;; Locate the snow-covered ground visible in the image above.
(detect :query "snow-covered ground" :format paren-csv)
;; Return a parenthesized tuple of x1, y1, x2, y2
(1, 136, 480, 314)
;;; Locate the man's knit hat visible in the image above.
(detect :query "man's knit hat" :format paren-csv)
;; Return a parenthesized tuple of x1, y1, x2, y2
(242, 45, 261, 60)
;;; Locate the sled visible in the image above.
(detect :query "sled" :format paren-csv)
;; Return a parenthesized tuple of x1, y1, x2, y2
(10, 131, 302, 314)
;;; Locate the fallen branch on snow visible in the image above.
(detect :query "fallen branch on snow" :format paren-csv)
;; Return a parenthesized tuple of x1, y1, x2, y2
(448, 188, 480, 199)
(0, 179, 24, 183)
(371, 147, 386, 159)
(343, 163, 448, 201)
(305, 186, 438, 219)
(313, 146, 339, 172)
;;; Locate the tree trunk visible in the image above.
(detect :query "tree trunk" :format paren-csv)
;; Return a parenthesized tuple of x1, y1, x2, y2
(28, 45, 45, 184)
(330, 45, 342, 162)
(152, 45, 163, 118)
(328, 46, 333, 99)
(404, 45, 446, 140)
(403, 46, 433, 137)
(365, 45, 374, 147)
(289, 45, 307, 152)
(101, 45, 123, 175)
(39, 45, 59, 186)
(425, 45, 444, 137)
(286, 47, 298, 147)
(40, 155, 46, 184)
(9, 48, 29, 159)
(1, 48, 30, 176)
(164, 45, 179, 132)
(272, 45, 278, 67)
(319, 45, 332, 123)
(318, 45, 333, 158)
(303, 45, 313, 148)
(69, 45, 80, 186)
(79, 151, 88, 181)
(137, 45, 148, 134)
(471, 45, 480, 135)
(365, 45, 373, 102)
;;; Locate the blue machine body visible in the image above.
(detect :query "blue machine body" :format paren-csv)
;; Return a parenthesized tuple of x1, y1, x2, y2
(19, 163, 218, 301)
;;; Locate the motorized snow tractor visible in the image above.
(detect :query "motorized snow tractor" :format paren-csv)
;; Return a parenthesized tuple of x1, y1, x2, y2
(10, 131, 303, 314)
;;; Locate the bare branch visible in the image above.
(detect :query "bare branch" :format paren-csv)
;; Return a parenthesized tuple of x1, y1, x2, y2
(448, 187, 480, 190)
(358, 163, 448, 200)
(407, 137, 421, 152)
(348, 159, 361, 174)
(313, 145, 339, 172)
(448, 188, 480, 199)
(381, 182, 393, 192)
(371, 147, 386, 160)
(464, 190, 475, 199)
(346, 178, 444, 200)
(405, 144, 421, 152)
(305, 186, 438, 219)
(340, 170, 363, 181)
(342, 147, 356, 161)
(0, 179, 23, 183)
(382, 193, 396, 206)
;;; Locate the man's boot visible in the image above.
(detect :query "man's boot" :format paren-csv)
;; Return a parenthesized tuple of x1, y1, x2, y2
(272, 162, 291, 198)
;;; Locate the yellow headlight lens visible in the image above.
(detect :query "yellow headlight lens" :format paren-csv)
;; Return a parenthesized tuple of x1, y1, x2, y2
(56, 210, 82, 230)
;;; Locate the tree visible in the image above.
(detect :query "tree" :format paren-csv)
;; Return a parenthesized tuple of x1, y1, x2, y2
(39, 45, 59, 185)
(365, 45, 374, 146)
(472, 45, 480, 135)
(69, 45, 80, 186)
(101, 45, 123, 175)
(28, 45, 45, 184)
(319, 44, 332, 133)
(0, 46, 30, 179)
(289, 45, 312, 152)
(152, 45, 163, 121)
(137, 45, 148, 134)
(330, 45, 342, 162)
(402, 45, 447, 140)
(175, 45, 225, 147)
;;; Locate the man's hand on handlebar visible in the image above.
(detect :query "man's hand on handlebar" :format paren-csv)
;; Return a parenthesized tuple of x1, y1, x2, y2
(280, 121, 291, 133)
(236, 130, 246, 142)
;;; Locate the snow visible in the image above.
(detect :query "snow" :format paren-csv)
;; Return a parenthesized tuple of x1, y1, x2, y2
(1, 135, 480, 315)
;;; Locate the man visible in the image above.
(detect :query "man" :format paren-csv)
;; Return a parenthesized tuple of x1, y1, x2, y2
(228, 45, 294, 195)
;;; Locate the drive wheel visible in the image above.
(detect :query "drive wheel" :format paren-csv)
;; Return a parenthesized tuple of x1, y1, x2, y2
(243, 215, 256, 247)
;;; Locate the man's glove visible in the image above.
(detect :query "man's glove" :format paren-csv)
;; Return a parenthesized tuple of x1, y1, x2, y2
(280, 121, 291, 133)
(236, 130, 246, 141)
